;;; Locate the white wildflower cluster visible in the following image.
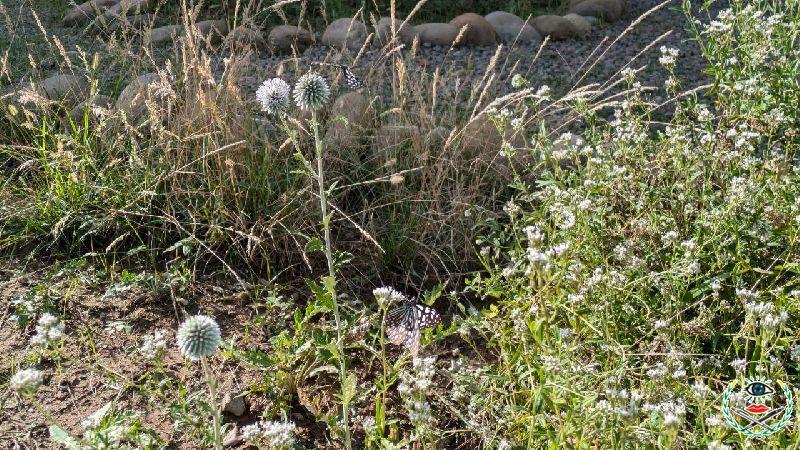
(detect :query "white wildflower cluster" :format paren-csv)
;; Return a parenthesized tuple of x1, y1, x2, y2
(511, 74, 528, 89)
(30, 313, 64, 348)
(10, 368, 44, 395)
(551, 132, 585, 161)
(790, 344, 800, 364)
(725, 123, 760, 151)
(645, 358, 686, 380)
(373, 286, 407, 307)
(729, 358, 747, 373)
(621, 67, 637, 83)
(140, 329, 167, 360)
(690, 380, 713, 399)
(602, 387, 643, 419)
(262, 420, 297, 449)
(658, 46, 679, 69)
(643, 399, 685, 428)
(705, 413, 727, 429)
(535, 85, 551, 100)
(743, 300, 787, 330)
(398, 357, 437, 438)
(241, 422, 262, 442)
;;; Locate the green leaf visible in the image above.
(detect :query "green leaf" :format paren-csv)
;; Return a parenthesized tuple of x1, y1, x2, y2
(342, 372, 357, 405)
(49, 425, 79, 449)
(305, 237, 324, 254)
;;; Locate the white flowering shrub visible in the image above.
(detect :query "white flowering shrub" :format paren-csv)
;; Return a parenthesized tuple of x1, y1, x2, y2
(448, 1, 800, 447)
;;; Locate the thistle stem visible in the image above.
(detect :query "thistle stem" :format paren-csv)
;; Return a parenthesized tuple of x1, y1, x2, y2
(202, 358, 223, 450)
(310, 110, 352, 449)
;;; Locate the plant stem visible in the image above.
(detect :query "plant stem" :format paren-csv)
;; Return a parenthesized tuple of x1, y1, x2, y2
(310, 110, 352, 449)
(202, 358, 223, 450)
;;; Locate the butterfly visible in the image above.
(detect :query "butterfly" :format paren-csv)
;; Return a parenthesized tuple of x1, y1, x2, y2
(385, 296, 441, 356)
(312, 62, 364, 90)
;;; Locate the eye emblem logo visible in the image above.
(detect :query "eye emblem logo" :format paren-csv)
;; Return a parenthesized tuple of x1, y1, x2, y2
(721, 375, 793, 438)
(744, 380, 775, 412)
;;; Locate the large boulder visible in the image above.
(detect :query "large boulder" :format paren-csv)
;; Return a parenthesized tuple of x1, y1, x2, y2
(460, 113, 526, 156)
(321, 18, 368, 51)
(268, 25, 314, 54)
(484, 11, 542, 45)
(106, 0, 151, 17)
(41, 74, 90, 107)
(448, 13, 497, 46)
(532, 15, 580, 40)
(65, 94, 113, 124)
(188, 19, 228, 43)
(115, 73, 169, 122)
(117, 13, 155, 31)
(414, 23, 460, 47)
(143, 24, 182, 46)
(325, 92, 374, 149)
(569, 0, 624, 22)
(371, 125, 452, 164)
(563, 13, 591, 38)
(63, 0, 119, 27)
(373, 17, 418, 48)
(229, 27, 268, 52)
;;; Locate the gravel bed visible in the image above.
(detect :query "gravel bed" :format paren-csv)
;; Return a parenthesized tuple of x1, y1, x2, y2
(233, 0, 726, 115)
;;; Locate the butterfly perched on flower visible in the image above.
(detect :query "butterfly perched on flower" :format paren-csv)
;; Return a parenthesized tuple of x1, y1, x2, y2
(312, 62, 364, 90)
(382, 291, 441, 356)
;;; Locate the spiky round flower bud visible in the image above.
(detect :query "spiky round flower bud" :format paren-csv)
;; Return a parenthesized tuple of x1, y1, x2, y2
(293, 72, 330, 111)
(176, 315, 221, 360)
(11, 368, 43, 395)
(256, 78, 291, 115)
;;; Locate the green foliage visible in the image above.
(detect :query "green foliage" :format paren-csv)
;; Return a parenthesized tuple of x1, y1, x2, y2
(445, 1, 800, 447)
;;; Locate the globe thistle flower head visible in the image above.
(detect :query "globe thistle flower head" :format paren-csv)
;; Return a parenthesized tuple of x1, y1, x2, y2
(293, 72, 330, 111)
(256, 78, 291, 115)
(11, 368, 43, 395)
(177, 315, 221, 360)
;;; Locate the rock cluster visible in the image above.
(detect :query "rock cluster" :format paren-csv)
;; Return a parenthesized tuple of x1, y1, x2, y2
(62, 0, 626, 51)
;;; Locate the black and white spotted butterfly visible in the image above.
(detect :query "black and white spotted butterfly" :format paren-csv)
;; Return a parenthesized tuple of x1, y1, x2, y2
(312, 62, 364, 90)
(385, 296, 441, 356)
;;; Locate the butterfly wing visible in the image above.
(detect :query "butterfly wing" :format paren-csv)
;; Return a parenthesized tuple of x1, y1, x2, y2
(385, 302, 415, 346)
(341, 66, 364, 90)
(385, 301, 440, 356)
(415, 304, 441, 329)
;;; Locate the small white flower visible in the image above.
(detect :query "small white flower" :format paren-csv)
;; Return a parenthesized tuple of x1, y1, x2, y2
(262, 420, 296, 449)
(241, 422, 262, 442)
(511, 74, 527, 88)
(535, 85, 551, 99)
(730, 358, 747, 373)
(140, 330, 168, 360)
(373, 287, 407, 307)
(659, 46, 679, 68)
(30, 313, 64, 348)
(11, 368, 43, 395)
